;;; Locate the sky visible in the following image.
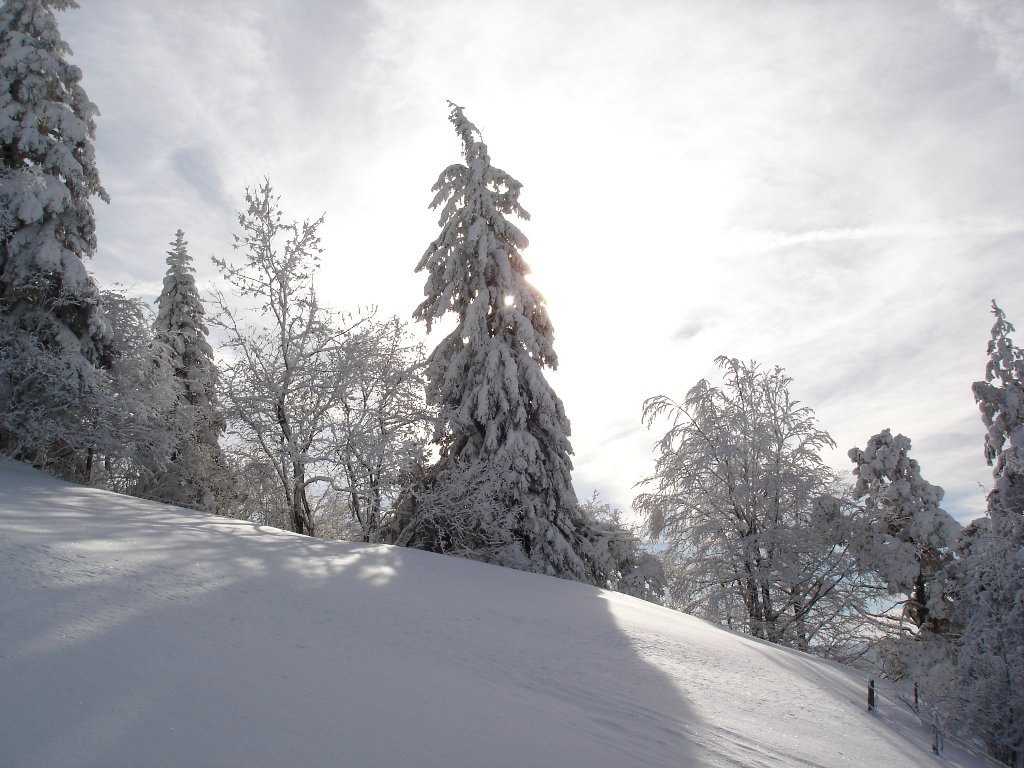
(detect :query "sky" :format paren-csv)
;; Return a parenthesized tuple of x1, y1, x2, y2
(55, 0, 1024, 525)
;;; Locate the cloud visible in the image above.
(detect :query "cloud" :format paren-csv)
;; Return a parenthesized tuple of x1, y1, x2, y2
(55, 0, 1024, 526)
(170, 147, 231, 213)
(730, 220, 1024, 254)
(950, 0, 1024, 95)
(673, 321, 704, 342)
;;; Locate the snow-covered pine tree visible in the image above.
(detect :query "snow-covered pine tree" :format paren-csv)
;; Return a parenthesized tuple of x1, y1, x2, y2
(0, 0, 109, 362)
(952, 520, 1024, 767)
(972, 300, 1024, 519)
(0, 0, 111, 471)
(409, 103, 590, 579)
(151, 230, 227, 508)
(949, 301, 1024, 766)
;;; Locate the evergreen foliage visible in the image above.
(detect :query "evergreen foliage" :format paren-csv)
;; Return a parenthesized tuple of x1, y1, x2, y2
(407, 103, 593, 579)
(972, 300, 1024, 518)
(0, 0, 110, 473)
(0, 0, 109, 365)
(151, 230, 227, 508)
(0, 321, 111, 470)
(947, 301, 1024, 766)
(951, 514, 1023, 767)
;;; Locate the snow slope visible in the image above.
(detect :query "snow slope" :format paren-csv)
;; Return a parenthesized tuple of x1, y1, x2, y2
(0, 461, 996, 768)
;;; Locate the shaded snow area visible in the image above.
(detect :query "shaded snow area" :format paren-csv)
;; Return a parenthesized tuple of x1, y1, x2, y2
(0, 461, 997, 768)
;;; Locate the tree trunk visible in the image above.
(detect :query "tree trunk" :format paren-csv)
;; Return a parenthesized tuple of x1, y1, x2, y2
(291, 462, 312, 536)
(911, 572, 928, 631)
(743, 572, 764, 638)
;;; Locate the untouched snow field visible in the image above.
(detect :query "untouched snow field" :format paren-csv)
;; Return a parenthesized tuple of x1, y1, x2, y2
(0, 461, 997, 768)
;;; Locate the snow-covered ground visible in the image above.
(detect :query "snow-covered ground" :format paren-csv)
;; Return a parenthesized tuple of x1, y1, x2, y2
(0, 460, 997, 768)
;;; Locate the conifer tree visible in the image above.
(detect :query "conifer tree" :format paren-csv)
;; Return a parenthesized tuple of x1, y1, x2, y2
(409, 104, 590, 578)
(152, 230, 226, 507)
(972, 300, 1024, 518)
(949, 301, 1024, 766)
(0, 0, 111, 470)
(0, 0, 109, 363)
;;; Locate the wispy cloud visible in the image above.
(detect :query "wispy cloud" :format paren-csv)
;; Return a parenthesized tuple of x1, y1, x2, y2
(57, 0, 1024, 525)
(730, 219, 1024, 254)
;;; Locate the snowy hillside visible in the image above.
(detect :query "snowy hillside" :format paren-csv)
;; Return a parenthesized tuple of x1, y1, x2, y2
(0, 461, 996, 768)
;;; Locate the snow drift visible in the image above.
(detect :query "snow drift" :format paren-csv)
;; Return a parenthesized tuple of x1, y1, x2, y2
(0, 461, 995, 767)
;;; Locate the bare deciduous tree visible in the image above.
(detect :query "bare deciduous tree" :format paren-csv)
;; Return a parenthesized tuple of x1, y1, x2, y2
(212, 180, 360, 536)
(635, 357, 871, 659)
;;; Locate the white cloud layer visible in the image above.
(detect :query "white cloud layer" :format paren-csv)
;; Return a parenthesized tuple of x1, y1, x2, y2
(58, 0, 1024, 524)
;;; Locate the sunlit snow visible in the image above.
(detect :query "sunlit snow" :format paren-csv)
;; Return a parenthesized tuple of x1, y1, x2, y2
(0, 461, 998, 767)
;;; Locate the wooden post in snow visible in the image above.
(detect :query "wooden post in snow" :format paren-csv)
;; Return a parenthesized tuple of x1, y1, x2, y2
(867, 679, 876, 712)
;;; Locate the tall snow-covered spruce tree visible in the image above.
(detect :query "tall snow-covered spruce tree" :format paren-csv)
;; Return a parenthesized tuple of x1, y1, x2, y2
(404, 104, 592, 580)
(972, 300, 1024, 519)
(0, 0, 111, 470)
(950, 300, 1024, 766)
(151, 230, 226, 507)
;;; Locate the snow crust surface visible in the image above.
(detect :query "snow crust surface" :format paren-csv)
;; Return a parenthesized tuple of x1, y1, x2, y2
(0, 461, 996, 767)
